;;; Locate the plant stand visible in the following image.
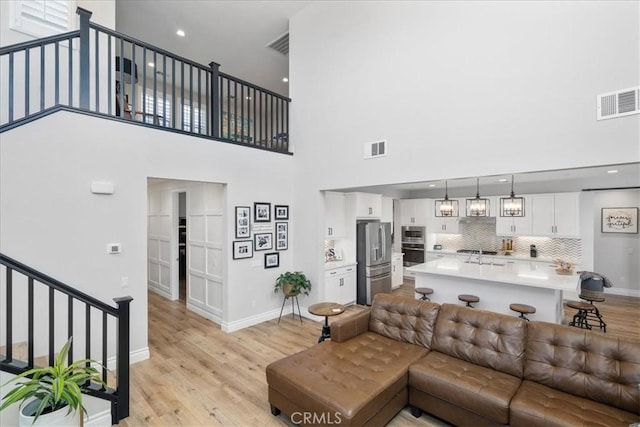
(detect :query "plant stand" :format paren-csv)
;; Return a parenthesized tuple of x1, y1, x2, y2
(277, 293, 302, 325)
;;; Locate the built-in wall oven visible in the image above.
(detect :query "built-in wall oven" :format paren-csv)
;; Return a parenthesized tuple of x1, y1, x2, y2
(401, 226, 425, 267)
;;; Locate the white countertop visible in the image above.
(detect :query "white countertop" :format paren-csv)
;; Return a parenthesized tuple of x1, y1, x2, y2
(408, 258, 580, 292)
(325, 260, 357, 270)
(425, 250, 556, 263)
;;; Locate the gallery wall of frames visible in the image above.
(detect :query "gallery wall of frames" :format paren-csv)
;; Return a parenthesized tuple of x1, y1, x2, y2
(232, 202, 289, 268)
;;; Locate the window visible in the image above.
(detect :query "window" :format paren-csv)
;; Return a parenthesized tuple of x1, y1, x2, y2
(142, 93, 171, 126)
(182, 105, 207, 134)
(10, 0, 76, 38)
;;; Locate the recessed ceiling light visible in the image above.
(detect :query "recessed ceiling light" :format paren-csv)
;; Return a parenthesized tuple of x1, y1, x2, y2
(607, 169, 619, 174)
(282, 77, 289, 82)
(148, 62, 155, 68)
(498, 178, 508, 182)
(428, 184, 436, 187)
(176, 29, 185, 37)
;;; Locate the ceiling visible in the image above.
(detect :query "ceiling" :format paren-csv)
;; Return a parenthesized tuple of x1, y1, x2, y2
(336, 162, 640, 199)
(115, 1, 310, 97)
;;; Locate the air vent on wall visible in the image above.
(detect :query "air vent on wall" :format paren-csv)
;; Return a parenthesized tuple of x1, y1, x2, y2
(597, 86, 640, 120)
(267, 32, 289, 56)
(364, 140, 387, 159)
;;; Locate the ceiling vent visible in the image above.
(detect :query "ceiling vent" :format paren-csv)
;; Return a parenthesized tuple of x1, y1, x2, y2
(364, 140, 387, 159)
(267, 32, 289, 56)
(597, 86, 640, 120)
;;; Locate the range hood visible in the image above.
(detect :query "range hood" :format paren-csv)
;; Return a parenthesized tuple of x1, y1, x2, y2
(458, 216, 497, 225)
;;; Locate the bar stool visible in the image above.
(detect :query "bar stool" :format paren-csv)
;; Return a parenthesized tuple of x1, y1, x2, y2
(567, 300, 597, 330)
(458, 294, 479, 307)
(415, 287, 434, 301)
(578, 294, 607, 332)
(510, 303, 536, 320)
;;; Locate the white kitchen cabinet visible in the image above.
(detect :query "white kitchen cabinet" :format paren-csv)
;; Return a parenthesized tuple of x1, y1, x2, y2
(403, 266, 416, 280)
(530, 193, 580, 238)
(325, 191, 346, 238)
(496, 196, 532, 236)
(426, 198, 461, 233)
(346, 192, 382, 219)
(382, 197, 394, 224)
(392, 253, 404, 289)
(399, 198, 430, 225)
(325, 265, 356, 305)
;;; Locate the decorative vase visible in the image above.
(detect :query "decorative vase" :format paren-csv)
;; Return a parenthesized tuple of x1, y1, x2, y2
(19, 400, 80, 427)
(282, 283, 299, 296)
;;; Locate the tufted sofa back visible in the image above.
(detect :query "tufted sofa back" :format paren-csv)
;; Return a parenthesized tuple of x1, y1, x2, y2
(369, 293, 440, 349)
(525, 321, 640, 414)
(432, 304, 527, 378)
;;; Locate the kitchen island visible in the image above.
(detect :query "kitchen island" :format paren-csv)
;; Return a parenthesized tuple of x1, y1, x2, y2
(408, 258, 580, 323)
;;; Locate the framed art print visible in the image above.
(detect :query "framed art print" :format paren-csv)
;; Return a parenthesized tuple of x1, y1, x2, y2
(254, 202, 271, 222)
(232, 240, 253, 259)
(264, 252, 279, 269)
(601, 207, 638, 234)
(254, 232, 273, 251)
(274, 204, 289, 220)
(235, 206, 250, 238)
(276, 222, 288, 251)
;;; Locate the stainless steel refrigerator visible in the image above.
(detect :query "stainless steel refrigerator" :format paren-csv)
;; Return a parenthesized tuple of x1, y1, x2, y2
(356, 221, 392, 305)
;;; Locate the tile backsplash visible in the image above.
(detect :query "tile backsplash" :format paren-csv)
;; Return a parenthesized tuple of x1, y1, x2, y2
(434, 221, 582, 263)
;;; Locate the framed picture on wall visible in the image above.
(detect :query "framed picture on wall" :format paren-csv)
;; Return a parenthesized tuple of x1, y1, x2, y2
(274, 205, 289, 220)
(232, 240, 253, 259)
(235, 206, 251, 238)
(254, 202, 271, 222)
(264, 252, 279, 269)
(601, 207, 638, 234)
(254, 232, 273, 251)
(276, 222, 288, 251)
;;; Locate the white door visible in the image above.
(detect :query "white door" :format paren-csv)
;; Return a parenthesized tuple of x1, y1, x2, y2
(147, 188, 176, 299)
(186, 183, 224, 322)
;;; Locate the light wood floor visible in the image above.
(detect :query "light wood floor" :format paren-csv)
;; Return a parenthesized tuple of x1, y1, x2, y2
(121, 285, 640, 426)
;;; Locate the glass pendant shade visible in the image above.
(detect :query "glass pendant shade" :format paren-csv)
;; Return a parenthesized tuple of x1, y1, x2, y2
(435, 181, 458, 217)
(466, 178, 489, 217)
(500, 175, 525, 217)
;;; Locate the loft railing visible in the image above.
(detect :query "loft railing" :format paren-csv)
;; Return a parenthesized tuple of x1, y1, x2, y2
(0, 253, 132, 424)
(0, 7, 291, 153)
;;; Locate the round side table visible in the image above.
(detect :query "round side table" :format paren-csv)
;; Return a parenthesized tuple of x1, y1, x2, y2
(308, 302, 345, 343)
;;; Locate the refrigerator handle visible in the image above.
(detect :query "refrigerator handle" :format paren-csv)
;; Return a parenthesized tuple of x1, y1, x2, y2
(380, 224, 386, 261)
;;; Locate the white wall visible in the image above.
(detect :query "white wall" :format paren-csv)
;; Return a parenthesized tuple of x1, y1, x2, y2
(0, 110, 295, 359)
(289, 1, 640, 298)
(593, 190, 640, 296)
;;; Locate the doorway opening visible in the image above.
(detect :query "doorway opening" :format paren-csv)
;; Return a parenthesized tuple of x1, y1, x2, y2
(178, 191, 187, 302)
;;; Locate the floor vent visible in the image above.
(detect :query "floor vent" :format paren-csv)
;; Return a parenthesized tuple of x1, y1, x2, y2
(364, 140, 387, 159)
(597, 86, 640, 120)
(267, 32, 289, 56)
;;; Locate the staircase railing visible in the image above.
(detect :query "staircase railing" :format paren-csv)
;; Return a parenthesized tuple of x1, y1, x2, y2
(0, 7, 291, 153)
(0, 253, 132, 424)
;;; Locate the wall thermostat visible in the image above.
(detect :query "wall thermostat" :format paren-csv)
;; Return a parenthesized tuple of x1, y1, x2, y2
(107, 243, 121, 254)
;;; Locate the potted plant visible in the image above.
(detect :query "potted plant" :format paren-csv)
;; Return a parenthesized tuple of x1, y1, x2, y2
(274, 271, 312, 296)
(0, 337, 105, 427)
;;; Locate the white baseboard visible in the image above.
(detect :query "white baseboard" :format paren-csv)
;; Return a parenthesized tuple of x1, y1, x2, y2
(187, 302, 223, 325)
(221, 305, 319, 333)
(603, 287, 640, 298)
(105, 347, 150, 370)
(148, 284, 172, 300)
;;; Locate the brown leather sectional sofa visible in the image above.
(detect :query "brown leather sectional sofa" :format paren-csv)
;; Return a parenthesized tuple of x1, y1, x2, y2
(266, 293, 640, 426)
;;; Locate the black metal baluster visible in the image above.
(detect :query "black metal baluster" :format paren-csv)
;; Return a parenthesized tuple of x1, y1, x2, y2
(25, 47, 30, 117)
(102, 312, 107, 386)
(118, 39, 124, 117)
(252, 87, 256, 145)
(276, 97, 280, 150)
(285, 98, 289, 151)
(28, 277, 34, 366)
(130, 43, 136, 116)
(49, 287, 54, 366)
(180, 62, 184, 130)
(5, 268, 13, 362)
(240, 84, 244, 142)
(189, 64, 193, 132)
(205, 66, 210, 135)
(94, 28, 100, 112)
(40, 44, 45, 110)
(258, 90, 263, 145)
(226, 77, 230, 139)
(153, 51, 158, 123)
(142, 47, 147, 119)
(107, 36, 111, 115)
(68, 36, 73, 106)
(68, 295, 73, 366)
(172, 57, 176, 128)
(233, 80, 238, 141)
(162, 53, 167, 126)
(197, 67, 202, 133)
(86, 303, 91, 365)
(8, 52, 14, 122)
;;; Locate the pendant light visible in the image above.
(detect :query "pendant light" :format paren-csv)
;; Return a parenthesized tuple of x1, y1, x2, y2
(500, 174, 525, 217)
(466, 178, 489, 217)
(435, 181, 458, 217)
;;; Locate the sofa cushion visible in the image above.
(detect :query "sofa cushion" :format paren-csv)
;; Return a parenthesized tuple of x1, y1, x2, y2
(432, 303, 527, 377)
(368, 293, 440, 349)
(510, 380, 640, 427)
(409, 351, 522, 424)
(525, 321, 640, 414)
(266, 331, 428, 425)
